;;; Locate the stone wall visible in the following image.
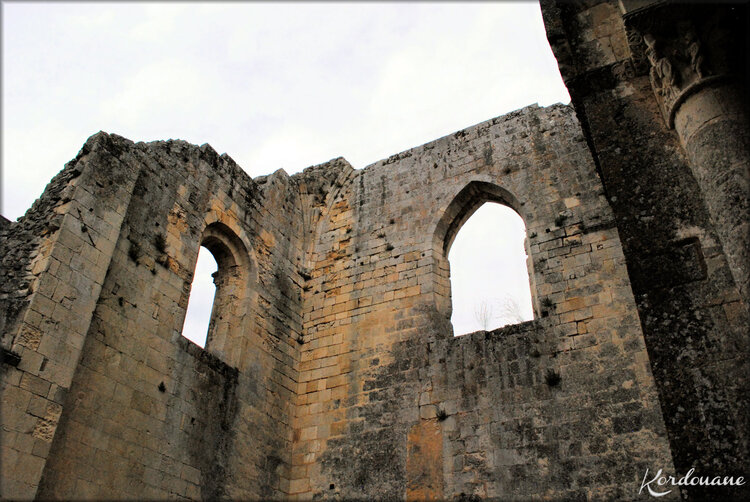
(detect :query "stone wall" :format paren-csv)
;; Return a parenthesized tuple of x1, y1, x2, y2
(292, 104, 673, 500)
(541, 1, 750, 499)
(1, 4, 747, 499)
(2, 134, 143, 499)
(2, 133, 309, 499)
(1, 103, 680, 500)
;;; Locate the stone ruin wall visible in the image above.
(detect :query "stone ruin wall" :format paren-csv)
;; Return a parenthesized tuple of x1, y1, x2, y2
(294, 104, 674, 501)
(542, 1, 750, 499)
(2, 103, 678, 500)
(1, 2, 749, 500)
(1, 133, 310, 499)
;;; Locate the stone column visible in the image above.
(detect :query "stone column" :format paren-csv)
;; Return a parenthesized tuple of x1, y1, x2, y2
(673, 83, 750, 302)
(624, 2, 750, 304)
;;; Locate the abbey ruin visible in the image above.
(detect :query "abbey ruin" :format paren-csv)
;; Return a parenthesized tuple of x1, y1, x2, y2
(1, 1, 748, 500)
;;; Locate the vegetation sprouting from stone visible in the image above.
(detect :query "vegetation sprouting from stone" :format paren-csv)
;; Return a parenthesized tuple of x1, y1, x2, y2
(154, 232, 167, 253)
(436, 407, 448, 421)
(545, 369, 562, 387)
(128, 241, 141, 263)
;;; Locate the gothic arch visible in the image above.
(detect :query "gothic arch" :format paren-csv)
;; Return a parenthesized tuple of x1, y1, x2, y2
(431, 181, 537, 327)
(185, 219, 257, 367)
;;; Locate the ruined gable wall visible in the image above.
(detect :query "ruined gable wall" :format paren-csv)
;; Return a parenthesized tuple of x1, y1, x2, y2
(0, 157, 88, 348)
(2, 133, 143, 499)
(3, 89, 736, 500)
(3, 132, 317, 500)
(541, 1, 750, 498)
(290, 104, 674, 500)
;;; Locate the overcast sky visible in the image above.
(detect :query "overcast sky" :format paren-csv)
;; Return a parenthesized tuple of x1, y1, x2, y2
(3, 1, 569, 343)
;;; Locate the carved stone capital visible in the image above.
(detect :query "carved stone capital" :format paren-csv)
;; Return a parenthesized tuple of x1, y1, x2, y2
(620, 1, 742, 127)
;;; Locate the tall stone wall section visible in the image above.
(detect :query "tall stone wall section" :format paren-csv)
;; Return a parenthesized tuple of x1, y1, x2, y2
(541, 1, 750, 500)
(2, 136, 143, 499)
(2, 133, 311, 499)
(1, 103, 682, 500)
(289, 104, 674, 500)
(2, 7, 748, 494)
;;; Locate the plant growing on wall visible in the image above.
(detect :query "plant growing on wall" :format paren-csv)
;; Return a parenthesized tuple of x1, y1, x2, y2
(497, 296, 525, 326)
(128, 241, 141, 264)
(474, 300, 493, 330)
(154, 232, 167, 253)
(545, 369, 562, 387)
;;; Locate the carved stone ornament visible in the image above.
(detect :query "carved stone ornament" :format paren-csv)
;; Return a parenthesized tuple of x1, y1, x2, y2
(625, 27, 650, 76)
(622, 3, 735, 128)
(612, 59, 636, 81)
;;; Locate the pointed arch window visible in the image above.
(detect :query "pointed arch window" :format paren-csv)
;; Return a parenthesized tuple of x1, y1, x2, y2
(433, 181, 537, 335)
(182, 246, 218, 348)
(180, 222, 254, 365)
(449, 202, 533, 334)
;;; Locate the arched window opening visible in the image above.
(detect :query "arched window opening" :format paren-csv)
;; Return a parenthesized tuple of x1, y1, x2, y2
(180, 222, 253, 365)
(182, 246, 218, 348)
(448, 202, 533, 335)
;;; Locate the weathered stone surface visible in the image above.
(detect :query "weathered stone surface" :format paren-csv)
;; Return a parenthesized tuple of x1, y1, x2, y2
(0, 103, 674, 501)
(0, 5, 747, 500)
(542, 1, 749, 500)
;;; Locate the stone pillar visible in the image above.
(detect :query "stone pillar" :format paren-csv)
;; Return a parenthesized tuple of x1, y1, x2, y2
(624, 2, 750, 304)
(673, 83, 750, 302)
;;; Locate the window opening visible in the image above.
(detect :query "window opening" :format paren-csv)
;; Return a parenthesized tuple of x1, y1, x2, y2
(182, 245, 218, 348)
(179, 221, 253, 366)
(448, 202, 533, 335)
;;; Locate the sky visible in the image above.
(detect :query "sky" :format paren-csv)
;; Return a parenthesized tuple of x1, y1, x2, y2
(2, 1, 570, 343)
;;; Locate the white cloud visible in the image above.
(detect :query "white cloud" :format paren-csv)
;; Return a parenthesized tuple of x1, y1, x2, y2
(128, 3, 188, 43)
(98, 58, 222, 131)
